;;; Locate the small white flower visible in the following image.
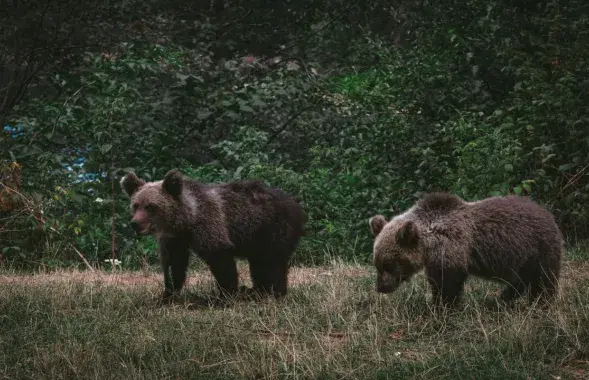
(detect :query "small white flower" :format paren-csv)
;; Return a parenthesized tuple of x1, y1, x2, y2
(94, 197, 104, 203)
(395, 352, 402, 357)
(104, 259, 121, 266)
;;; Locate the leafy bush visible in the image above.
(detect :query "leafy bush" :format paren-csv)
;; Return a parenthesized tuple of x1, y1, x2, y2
(1, 0, 589, 268)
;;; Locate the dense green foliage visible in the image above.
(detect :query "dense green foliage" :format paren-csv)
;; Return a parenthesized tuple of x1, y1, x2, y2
(1, 0, 589, 268)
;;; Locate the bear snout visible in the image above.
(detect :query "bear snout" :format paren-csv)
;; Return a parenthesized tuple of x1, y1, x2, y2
(130, 220, 140, 231)
(376, 272, 398, 293)
(376, 283, 397, 294)
(376, 284, 389, 293)
(376, 283, 396, 293)
(130, 220, 150, 235)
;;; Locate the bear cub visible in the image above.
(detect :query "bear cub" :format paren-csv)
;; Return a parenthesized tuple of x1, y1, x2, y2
(121, 169, 307, 301)
(369, 192, 563, 308)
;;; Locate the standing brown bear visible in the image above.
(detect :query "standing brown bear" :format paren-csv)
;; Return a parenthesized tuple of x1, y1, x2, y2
(120, 169, 307, 301)
(368, 192, 564, 308)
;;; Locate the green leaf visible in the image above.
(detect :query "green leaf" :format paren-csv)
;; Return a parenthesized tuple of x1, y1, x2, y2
(564, 193, 576, 206)
(101, 144, 113, 154)
(233, 166, 244, 179)
(197, 110, 212, 120)
(346, 175, 357, 184)
(513, 186, 522, 195)
(558, 163, 575, 171)
(240, 105, 254, 113)
(224, 111, 239, 120)
(253, 99, 267, 108)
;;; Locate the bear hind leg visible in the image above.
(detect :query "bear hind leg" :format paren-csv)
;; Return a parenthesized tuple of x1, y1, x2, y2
(528, 258, 560, 307)
(248, 251, 290, 299)
(205, 252, 239, 298)
(499, 255, 543, 305)
(270, 258, 289, 299)
(500, 279, 529, 303)
(272, 237, 299, 298)
(268, 241, 296, 299)
(248, 257, 273, 298)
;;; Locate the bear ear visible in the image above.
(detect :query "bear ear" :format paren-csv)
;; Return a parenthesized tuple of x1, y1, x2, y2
(162, 169, 183, 198)
(120, 172, 145, 197)
(396, 220, 419, 248)
(369, 215, 387, 237)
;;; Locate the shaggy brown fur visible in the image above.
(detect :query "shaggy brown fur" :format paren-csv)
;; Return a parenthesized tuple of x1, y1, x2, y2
(121, 169, 307, 300)
(369, 192, 564, 308)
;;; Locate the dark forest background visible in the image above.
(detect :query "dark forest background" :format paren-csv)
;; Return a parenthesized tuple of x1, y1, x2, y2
(1, 0, 588, 269)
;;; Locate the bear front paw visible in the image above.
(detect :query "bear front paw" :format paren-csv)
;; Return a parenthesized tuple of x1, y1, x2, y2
(160, 290, 179, 304)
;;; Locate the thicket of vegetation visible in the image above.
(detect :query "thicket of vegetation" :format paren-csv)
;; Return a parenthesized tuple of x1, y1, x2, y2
(1, 0, 589, 269)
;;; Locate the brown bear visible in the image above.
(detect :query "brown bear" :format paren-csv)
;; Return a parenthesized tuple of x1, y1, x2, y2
(120, 169, 307, 301)
(368, 192, 564, 308)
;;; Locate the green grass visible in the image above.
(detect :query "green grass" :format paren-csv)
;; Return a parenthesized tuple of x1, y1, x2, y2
(1, 251, 589, 380)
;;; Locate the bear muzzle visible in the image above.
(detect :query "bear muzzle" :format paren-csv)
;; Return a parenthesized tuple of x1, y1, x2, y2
(376, 273, 397, 293)
(376, 271, 405, 293)
(376, 283, 398, 293)
(130, 220, 152, 236)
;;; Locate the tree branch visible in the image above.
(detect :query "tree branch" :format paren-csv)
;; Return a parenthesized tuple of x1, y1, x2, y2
(264, 102, 319, 147)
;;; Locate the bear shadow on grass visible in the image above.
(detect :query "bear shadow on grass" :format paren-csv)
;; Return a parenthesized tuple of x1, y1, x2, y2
(355, 277, 534, 323)
(154, 286, 276, 310)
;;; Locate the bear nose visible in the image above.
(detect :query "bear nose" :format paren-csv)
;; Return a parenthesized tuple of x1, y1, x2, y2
(376, 284, 392, 293)
(130, 220, 140, 232)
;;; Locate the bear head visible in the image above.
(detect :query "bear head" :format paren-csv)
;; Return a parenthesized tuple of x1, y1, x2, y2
(368, 214, 424, 293)
(120, 169, 189, 237)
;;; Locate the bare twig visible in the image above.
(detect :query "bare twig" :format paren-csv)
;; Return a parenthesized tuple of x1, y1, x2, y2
(73, 244, 94, 271)
(264, 102, 320, 146)
(50, 81, 96, 136)
(177, 110, 217, 146)
(0, 181, 95, 271)
(22, 44, 99, 59)
(108, 111, 117, 271)
(220, 10, 253, 31)
(558, 163, 589, 197)
(263, 0, 362, 69)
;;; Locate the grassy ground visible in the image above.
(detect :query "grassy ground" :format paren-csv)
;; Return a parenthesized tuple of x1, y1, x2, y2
(1, 247, 589, 380)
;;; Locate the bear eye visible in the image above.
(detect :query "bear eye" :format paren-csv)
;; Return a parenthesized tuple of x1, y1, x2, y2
(383, 262, 397, 273)
(145, 204, 156, 213)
